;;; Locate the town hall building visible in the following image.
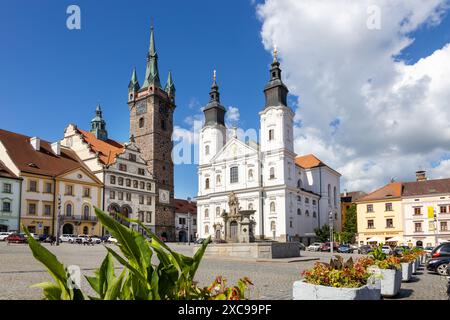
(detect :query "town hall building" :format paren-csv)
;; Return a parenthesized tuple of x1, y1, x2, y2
(196, 50, 341, 244)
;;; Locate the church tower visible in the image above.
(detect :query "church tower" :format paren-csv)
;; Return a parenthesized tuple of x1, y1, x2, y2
(90, 104, 108, 141)
(199, 70, 227, 166)
(128, 25, 176, 240)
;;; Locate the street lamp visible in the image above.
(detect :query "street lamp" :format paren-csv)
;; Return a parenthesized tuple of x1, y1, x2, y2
(56, 195, 61, 246)
(187, 212, 191, 246)
(434, 209, 438, 247)
(329, 211, 334, 254)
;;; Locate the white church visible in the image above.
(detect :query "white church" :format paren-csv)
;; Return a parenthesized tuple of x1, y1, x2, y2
(196, 51, 341, 245)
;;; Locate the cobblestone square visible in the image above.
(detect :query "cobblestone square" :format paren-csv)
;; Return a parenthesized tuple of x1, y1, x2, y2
(0, 242, 447, 300)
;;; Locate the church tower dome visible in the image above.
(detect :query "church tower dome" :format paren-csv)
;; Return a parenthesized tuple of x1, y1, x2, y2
(90, 104, 108, 141)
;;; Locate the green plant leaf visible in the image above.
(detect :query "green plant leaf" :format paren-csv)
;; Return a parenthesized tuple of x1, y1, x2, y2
(104, 269, 126, 300)
(31, 282, 62, 300)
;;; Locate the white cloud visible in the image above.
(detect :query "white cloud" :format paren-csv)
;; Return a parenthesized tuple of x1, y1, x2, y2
(257, 0, 450, 193)
(226, 106, 240, 124)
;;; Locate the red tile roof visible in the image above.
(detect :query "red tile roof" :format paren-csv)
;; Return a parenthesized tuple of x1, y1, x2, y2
(0, 129, 86, 177)
(402, 178, 450, 197)
(0, 160, 19, 179)
(357, 182, 402, 202)
(295, 154, 324, 169)
(174, 198, 197, 214)
(77, 129, 124, 165)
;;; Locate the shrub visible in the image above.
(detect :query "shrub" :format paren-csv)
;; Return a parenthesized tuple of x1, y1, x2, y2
(301, 256, 371, 288)
(23, 207, 253, 300)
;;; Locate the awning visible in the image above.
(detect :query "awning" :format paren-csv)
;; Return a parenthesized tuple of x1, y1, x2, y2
(366, 236, 382, 243)
(386, 236, 402, 242)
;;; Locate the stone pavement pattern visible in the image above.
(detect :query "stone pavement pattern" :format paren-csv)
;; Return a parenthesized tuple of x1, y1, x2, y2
(0, 243, 447, 300)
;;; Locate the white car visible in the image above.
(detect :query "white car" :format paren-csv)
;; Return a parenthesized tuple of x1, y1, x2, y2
(307, 242, 323, 252)
(0, 232, 13, 241)
(74, 235, 91, 244)
(24, 233, 39, 240)
(381, 245, 393, 255)
(60, 234, 77, 242)
(90, 236, 102, 244)
(107, 236, 118, 243)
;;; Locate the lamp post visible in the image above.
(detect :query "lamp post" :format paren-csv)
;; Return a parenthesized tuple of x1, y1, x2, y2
(434, 209, 438, 247)
(187, 212, 191, 246)
(329, 211, 334, 254)
(56, 195, 61, 246)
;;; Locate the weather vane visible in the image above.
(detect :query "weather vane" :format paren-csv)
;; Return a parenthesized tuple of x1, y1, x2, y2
(213, 69, 216, 82)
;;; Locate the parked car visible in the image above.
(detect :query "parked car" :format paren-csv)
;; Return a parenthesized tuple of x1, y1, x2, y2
(90, 236, 102, 244)
(298, 242, 306, 251)
(426, 257, 450, 275)
(337, 244, 353, 253)
(381, 245, 393, 255)
(74, 235, 91, 244)
(320, 242, 339, 252)
(431, 242, 450, 258)
(38, 234, 49, 242)
(60, 234, 77, 242)
(25, 233, 39, 241)
(424, 246, 434, 257)
(0, 231, 13, 241)
(358, 245, 373, 254)
(194, 238, 211, 245)
(6, 233, 28, 244)
(106, 236, 118, 243)
(306, 242, 323, 252)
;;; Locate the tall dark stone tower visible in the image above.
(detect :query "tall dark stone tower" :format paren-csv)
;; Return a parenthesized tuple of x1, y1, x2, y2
(127, 26, 176, 241)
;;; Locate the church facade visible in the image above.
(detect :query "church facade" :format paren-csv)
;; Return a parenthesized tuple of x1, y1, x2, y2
(196, 52, 341, 244)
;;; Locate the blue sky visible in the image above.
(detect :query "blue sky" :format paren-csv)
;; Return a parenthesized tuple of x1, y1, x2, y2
(1, 1, 450, 199)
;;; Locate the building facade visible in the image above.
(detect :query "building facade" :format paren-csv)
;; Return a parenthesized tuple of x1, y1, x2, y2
(356, 182, 403, 245)
(0, 129, 103, 236)
(402, 172, 450, 247)
(127, 26, 176, 241)
(196, 51, 341, 244)
(61, 105, 157, 235)
(174, 198, 197, 242)
(341, 191, 366, 229)
(0, 161, 21, 232)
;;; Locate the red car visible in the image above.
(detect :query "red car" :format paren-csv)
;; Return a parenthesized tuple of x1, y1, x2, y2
(6, 233, 28, 244)
(320, 242, 339, 252)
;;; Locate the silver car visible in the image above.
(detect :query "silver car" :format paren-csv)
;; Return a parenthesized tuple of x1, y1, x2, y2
(307, 242, 323, 252)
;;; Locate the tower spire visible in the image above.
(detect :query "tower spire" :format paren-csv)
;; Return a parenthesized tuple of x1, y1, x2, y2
(263, 46, 288, 108)
(143, 25, 161, 89)
(209, 69, 220, 102)
(128, 67, 140, 92)
(90, 104, 108, 141)
(203, 69, 226, 127)
(165, 70, 176, 100)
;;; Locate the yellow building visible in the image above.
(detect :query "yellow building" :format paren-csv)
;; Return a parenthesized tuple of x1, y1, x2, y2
(340, 191, 366, 229)
(356, 182, 404, 245)
(0, 129, 102, 236)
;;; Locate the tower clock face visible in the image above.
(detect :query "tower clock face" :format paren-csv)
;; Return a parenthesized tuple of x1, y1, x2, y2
(136, 100, 147, 115)
(159, 189, 170, 204)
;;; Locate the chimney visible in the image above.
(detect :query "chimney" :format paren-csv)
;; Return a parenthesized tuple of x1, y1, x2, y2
(344, 189, 348, 197)
(187, 197, 192, 203)
(416, 170, 426, 181)
(30, 137, 40, 151)
(51, 141, 61, 156)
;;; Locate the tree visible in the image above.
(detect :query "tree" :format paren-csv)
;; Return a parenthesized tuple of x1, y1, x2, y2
(314, 224, 330, 242)
(341, 204, 357, 244)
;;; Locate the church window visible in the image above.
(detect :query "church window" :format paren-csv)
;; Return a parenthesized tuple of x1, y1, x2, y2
(305, 197, 309, 204)
(205, 178, 210, 189)
(216, 207, 220, 217)
(205, 145, 210, 155)
(297, 208, 301, 215)
(290, 221, 293, 228)
(270, 221, 276, 231)
(139, 118, 144, 128)
(269, 167, 275, 179)
(297, 196, 301, 202)
(270, 201, 276, 212)
(205, 225, 209, 234)
(297, 179, 302, 189)
(328, 184, 331, 205)
(312, 199, 316, 205)
(313, 211, 317, 218)
(230, 166, 238, 183)
(333, 186, 337, 207)
(248, 203, 253, 210)
(305, 210, 310, 217)
(216, 175, 221, 185)
(248, 169, 254, 180)
(205, 209, 209, 218)
(269, 129, 274, 141)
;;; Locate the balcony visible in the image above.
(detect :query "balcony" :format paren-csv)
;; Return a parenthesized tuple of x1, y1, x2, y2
(60, 215, 98, 222)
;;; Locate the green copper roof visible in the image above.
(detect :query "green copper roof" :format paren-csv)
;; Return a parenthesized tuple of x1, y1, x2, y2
(142, 26, 161, 89)
(165, 70, 175, 96)
(128, 67, 140, 92)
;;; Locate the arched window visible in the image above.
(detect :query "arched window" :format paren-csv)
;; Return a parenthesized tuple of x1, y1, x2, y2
(306, 210, 310, 217)
(65, 203, 72, 216)
(269, 129, 274, 141)
(216, 175, 221, 185)
(333, 186, 337, 206)
(205, 209, 209, 218)
(230, 166, 238, 183)
(270, 201, 276, 212)
(248, 203, 253, 210)
(205, 225, 209, 235)
(297, 208, 301, 215)
(205, 178, 210, 189)
(139, 117, 144, 128)
(328, 184, 331, 205)
(297, 179, 302, 188)
(205, 145, 210, 155)
(248, 169, 254, 180)
(270, 221, 276, 231)
(216, 207, 221, 217)
(83, 226, 89, 235)
(313, 211, 317, 218)
(83, 204, 90, 219)
(269, 167, 275, 179)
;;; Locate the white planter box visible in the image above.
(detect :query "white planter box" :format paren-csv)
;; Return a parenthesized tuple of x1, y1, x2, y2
(411, 260, 417, 274)
(293, 278, 381, 300)
(415, 257, 420, 269)
(367, 267, 402, 297)
(401, 262, 412, 282)
(420, 254, 426, 264)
